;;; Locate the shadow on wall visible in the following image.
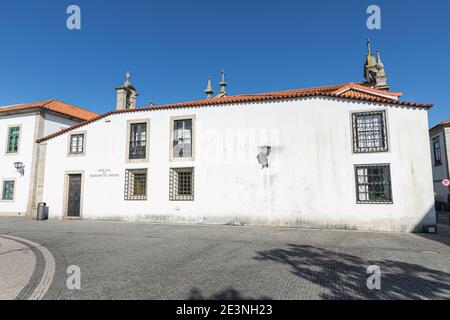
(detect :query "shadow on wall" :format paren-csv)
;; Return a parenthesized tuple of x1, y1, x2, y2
(188, 287, 272, 300)
(255, 244, 450, 300)
(417, 210, 450, 246)
(412, 205, 436, 232)
(413, 205, 450, 245)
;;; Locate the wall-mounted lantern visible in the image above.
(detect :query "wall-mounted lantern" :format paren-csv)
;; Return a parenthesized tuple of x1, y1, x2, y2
(14, 161, 25, 176)
(257, 146, 271, 169)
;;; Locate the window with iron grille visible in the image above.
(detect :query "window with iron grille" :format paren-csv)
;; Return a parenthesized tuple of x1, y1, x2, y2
(129, 123, 147, 160)
(6, 126, 20, 153)
(169, 168, 194, 201)
(124, 169, 147, 200)
(69, 134, 84, 154)
(172, 119, 192, 158)
(355, 164, 392, 204)
(432, 137, 442, 166)
(352, 111, 388, 153)
(2, 180, 15, 201)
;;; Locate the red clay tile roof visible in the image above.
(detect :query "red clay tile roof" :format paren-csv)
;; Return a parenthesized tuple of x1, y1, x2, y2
(37, 82, 433, 142)
(333, 83, 403, 99)
(0, 99, 98, 121)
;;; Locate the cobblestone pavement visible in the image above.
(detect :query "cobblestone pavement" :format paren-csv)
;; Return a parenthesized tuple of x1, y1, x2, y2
(0, 217, 449, 300)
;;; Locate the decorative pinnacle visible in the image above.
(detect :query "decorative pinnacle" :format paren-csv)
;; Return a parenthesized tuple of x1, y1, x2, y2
(124, 71, 131, 87)
(376, 50, 384, 67)
(219, 70, 227, 95)
(204, 76, 214, 98)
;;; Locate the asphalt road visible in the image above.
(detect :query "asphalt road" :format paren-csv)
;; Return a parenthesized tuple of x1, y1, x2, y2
(0, 217, 449, 300)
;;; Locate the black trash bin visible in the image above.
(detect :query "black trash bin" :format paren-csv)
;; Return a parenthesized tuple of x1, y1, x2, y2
(36, 202, 49, 221)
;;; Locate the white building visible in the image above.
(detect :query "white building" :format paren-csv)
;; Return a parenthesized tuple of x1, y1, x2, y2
(0, 99, 97, 216)
(0, 42, 432, 232)
(36, 41, 437, 232)
(429, 120, 450, 205)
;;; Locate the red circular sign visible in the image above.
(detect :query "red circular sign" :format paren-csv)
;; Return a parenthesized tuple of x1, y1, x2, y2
(442, 179, 450, 187)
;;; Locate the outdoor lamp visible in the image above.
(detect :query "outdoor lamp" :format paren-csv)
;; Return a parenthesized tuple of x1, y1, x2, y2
(257, 146, 271, 169)
(14, 162, 25, 175)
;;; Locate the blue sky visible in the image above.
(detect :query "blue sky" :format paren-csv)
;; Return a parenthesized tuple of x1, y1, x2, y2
(0, 0, 448, 126)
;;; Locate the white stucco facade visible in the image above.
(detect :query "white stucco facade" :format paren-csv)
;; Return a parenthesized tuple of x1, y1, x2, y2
(0, 113, 36, 214)
(0, 109, 84, 215)
(41, 96, 436, 232)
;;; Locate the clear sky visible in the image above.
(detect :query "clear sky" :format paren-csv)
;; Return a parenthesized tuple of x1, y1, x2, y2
(0, 0, 448, 126)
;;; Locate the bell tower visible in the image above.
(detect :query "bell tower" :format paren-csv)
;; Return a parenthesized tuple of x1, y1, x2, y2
(116, 72, 139, 110)
(363, 39, 390, 91)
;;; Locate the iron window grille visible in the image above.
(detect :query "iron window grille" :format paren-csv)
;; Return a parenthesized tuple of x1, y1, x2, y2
(432, 137, 442, 166)
(129, 123, 147, 160)
(2, 180, 15, 200)
(7, 126, 20, 153)
(355, 164, 393, 204)
(124, 169, 148, 200)
(169, 167, 194, 201)
(173, 119, 192, 158)
(352, 111, 388, 153)
(69, 134, 84, 154)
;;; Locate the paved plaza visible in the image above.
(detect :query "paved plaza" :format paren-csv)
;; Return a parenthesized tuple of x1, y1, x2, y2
(0, 217, 449, 300)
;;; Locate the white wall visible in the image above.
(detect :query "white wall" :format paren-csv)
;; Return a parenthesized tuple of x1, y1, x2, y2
(0, 113, 36, 214)
(42, 97, 436, 232)
(0, 111, 80, 215)
(44, 112, 78, 136)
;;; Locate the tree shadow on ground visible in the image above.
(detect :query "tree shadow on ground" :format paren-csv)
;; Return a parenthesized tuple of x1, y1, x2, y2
(255, 244, 450, 300)
(188, 287, 272, 300)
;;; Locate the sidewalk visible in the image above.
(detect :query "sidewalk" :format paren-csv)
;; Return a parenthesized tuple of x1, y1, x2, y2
(0, 236, 36, 299)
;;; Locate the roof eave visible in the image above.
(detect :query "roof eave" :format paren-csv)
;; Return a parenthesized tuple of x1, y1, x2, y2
(37, 93, 432, 143)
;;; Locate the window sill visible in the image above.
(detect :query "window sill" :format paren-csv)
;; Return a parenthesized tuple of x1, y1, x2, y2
(126, 158, 149, 163)
(67, 153, 86, 157)
(170, 157, 195, 162)
(356, 201, 393, 205)
(353, 149, 389, 154)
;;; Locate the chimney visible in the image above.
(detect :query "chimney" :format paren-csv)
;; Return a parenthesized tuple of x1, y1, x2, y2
(116, 72, 139, 110)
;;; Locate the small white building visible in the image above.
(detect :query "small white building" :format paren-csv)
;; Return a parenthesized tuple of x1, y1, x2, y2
(0, 99, 97, 216)
(36, 44, 437, 232)
(429, 120, 450, 205)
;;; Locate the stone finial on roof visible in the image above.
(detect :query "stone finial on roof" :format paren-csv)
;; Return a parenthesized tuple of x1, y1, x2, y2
(373, 50, 389, 90)
(376, 50, 384, 69)
(124, 71, 132, 87)
(215, 70, 228, 98)
(204, 76, 214, 98)
(365, 38, 376, 69)
(220, 70, 227, 94)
